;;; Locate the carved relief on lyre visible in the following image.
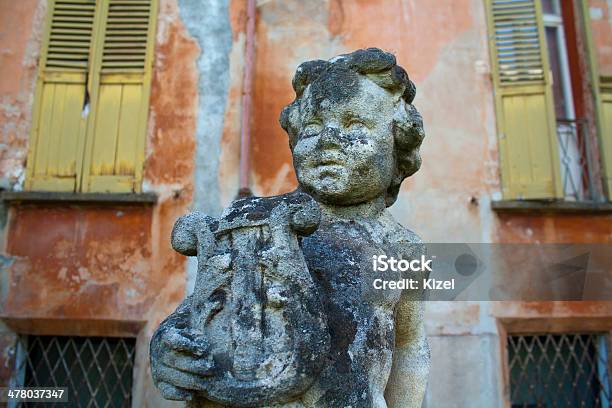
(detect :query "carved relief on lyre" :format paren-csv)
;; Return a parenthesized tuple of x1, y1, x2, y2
(169, 190, 329, 406)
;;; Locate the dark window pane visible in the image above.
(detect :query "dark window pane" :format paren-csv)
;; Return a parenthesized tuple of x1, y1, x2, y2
(541, 0, 556, 14)
(545, 26, 569, 120)
(508, 334, 612, 407)
(12, 335, 135, 408)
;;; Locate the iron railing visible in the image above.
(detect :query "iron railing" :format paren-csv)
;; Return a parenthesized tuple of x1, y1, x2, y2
(508, 333, 612, 407)
(556, 119, 599, 202)
(9, 335, 135, 408)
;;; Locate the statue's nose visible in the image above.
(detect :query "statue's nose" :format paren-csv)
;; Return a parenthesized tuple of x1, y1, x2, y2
(316, 126, 342, 149)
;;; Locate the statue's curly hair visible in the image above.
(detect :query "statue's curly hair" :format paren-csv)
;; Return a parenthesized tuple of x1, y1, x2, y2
(280, 48, 425, 206)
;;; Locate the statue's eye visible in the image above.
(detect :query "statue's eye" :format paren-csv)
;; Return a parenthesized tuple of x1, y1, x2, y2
(347, 120, 367, 132)
(303, 123, 322, 137)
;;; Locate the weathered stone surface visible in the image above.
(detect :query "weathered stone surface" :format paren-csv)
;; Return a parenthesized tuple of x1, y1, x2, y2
(152, 191, 329, 407)
(151, 48, 429, 407)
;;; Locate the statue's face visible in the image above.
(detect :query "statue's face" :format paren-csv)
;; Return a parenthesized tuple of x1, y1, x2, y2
(292, 73, 397, 205)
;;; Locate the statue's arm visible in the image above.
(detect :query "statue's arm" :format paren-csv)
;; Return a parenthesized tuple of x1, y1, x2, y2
(385, 236, 430, 407)
(385, 298, 430, 407)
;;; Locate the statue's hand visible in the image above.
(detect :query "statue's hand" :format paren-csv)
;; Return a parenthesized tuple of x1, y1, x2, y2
(150, 325, 215, 400)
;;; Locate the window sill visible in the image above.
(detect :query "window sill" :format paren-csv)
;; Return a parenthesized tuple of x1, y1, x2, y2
(491, 199, 612, 213)
(0, 191, 157, 205)
(1, 316, 146, 337)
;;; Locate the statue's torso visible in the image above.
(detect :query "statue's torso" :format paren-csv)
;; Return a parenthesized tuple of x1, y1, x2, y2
(296, 215, 407, 408)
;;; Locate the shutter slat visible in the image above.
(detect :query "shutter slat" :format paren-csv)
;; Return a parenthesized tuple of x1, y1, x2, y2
(51, 28, 94, 35)
(495, 19, 537, 27)
(49, 47, 89, 53)
(52, 22, 93, 29)
(106, 23, 149, 28)
(492, 2, 533, 11)
(50, 41, 91, 48)
(103, 49, 146, 55)
(107, 30, 148, 33)
(102, 55, 146, 61)
(54, 4, 95, 11)
(101, 62, 145, 68)
(54, 10, 96, 17)
(53, 15, 94, 21)
(107, 17, 149, 22)
(50, 34, 90, 41)
(499, 56, 542, 64)
(104, 42, 147, 48)
(46, 61, 88, 69)
(109, 1, 151, 4)
(496, 32, 538, 39)
(107, 12, 150, 17)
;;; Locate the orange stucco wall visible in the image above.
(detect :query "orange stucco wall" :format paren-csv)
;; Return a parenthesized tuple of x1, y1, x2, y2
(589, 0, 612, 76)
(0, 0, 43, 183)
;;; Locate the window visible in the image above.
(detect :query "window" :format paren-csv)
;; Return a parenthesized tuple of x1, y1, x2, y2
(485, 0, 610, 201)
(25, 0, 158, 193)
(542, 0, 593, 201)
(10, 335, 136, 407)
(508, 333, 612, 407)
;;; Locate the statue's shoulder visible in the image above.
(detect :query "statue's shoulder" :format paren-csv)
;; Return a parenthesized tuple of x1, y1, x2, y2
(380, 210, 422, 244)
(397, 226, 422, 244)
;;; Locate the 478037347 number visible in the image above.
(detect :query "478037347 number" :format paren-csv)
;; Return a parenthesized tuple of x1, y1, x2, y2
(0, 387, 68, 402)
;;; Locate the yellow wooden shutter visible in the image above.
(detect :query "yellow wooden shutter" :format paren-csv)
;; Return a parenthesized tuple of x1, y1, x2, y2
(486, 0, 563, 199)
(25, 0, 98, 191)
(81, 0, 157, 193)
(601, 77, 612, 196)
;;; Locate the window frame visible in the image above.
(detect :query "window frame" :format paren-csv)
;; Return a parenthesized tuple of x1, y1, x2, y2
(497, 315, 612, 408)
(485, 0, 611, 204)
(542, 0, 576, 121)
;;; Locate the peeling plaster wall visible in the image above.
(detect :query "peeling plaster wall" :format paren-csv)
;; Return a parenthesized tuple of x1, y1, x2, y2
(0, 0, 46, 187)
(177, 0, 232, 217)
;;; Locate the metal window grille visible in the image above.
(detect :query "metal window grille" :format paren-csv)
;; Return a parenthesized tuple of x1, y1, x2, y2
(556, 119, 600, 202)
(9, 335, 136, 408)
(508, 333, 612, 407)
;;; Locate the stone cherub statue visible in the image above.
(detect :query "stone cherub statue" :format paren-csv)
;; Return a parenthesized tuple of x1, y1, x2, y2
(150, 48, 429, 407)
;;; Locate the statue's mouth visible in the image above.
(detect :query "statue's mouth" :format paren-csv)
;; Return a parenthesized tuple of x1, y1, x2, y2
(317, 160, 341, 167)
(316, 163, 345, 179)
(314, 151, 344, 167)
